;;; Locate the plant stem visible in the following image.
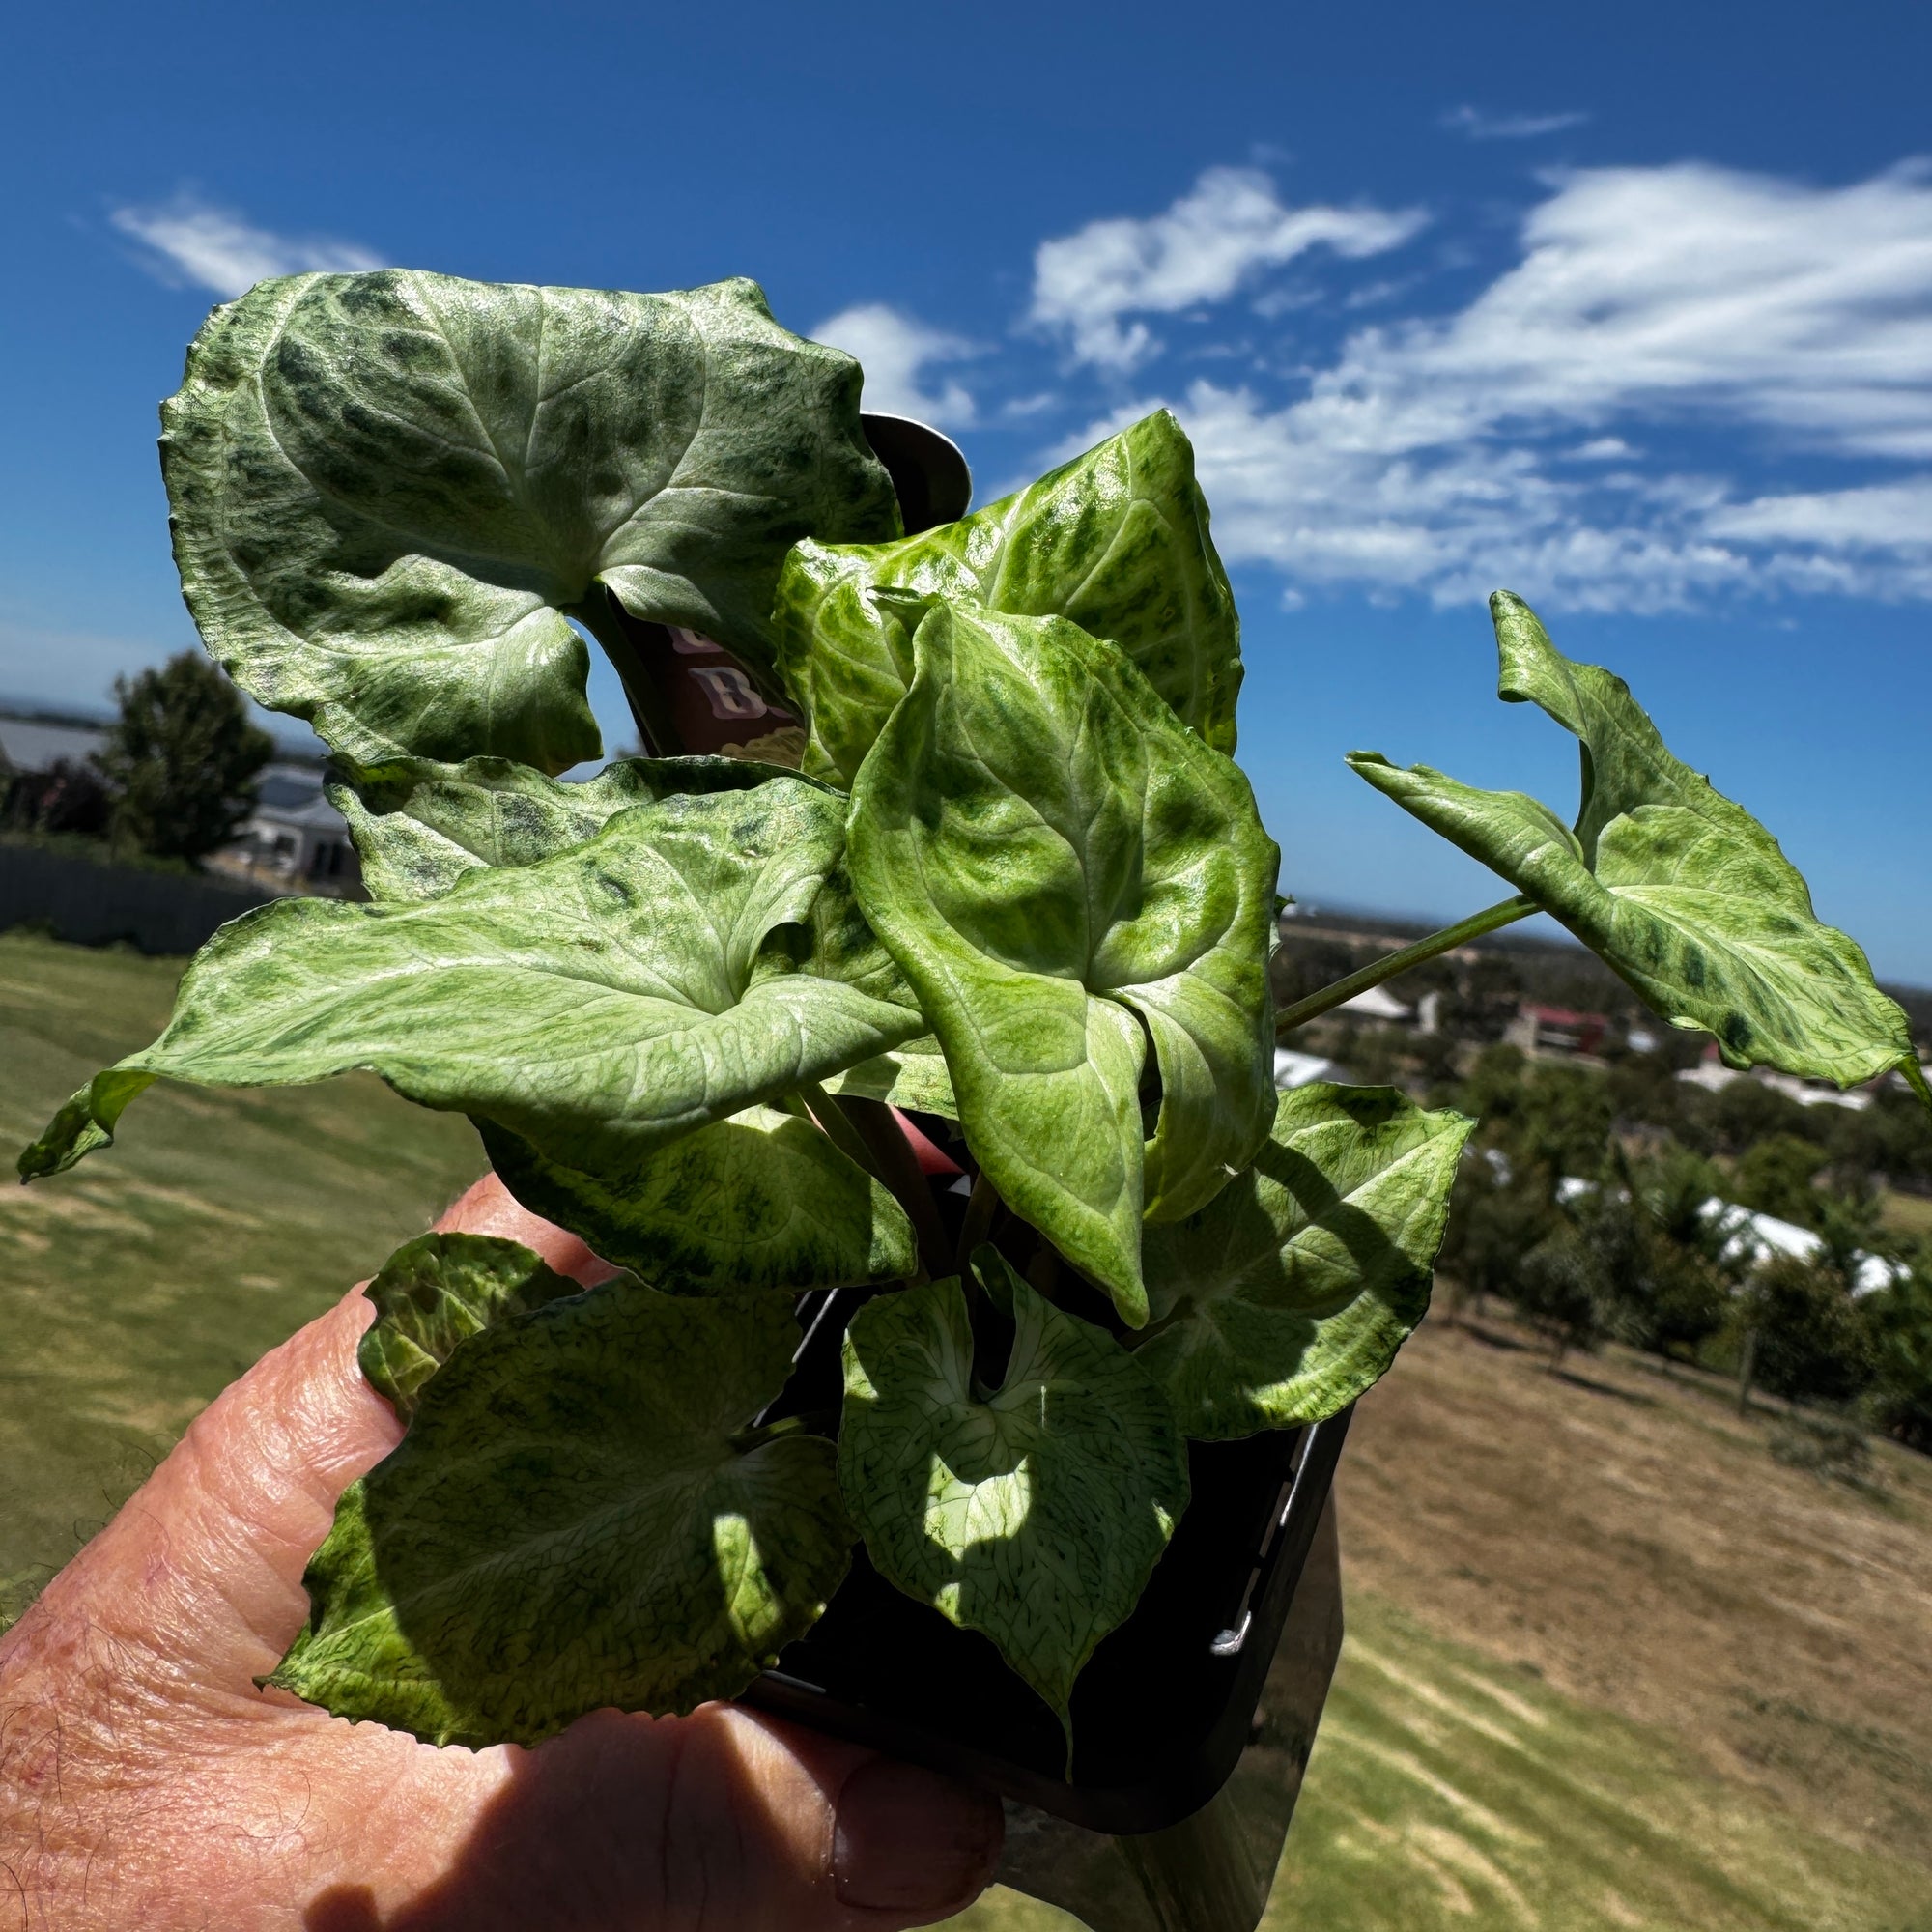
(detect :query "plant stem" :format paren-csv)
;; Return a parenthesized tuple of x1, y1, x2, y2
(834, 1095, 952, 1283)
(797, 1082, 882, 1178)
(574, 593, 685, 756)
(956, 1169, 1001, 1277)
(1273, 894, 1537, 1036)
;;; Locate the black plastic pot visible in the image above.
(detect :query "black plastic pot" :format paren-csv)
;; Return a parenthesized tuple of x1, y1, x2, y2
(739, 1116, 1351, 1842)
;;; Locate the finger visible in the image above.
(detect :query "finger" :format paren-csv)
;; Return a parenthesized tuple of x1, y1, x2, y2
(26, 1285, 400, 1684)
(437, 1170, 622, 1286)
(343, 1704, 1003, 1932)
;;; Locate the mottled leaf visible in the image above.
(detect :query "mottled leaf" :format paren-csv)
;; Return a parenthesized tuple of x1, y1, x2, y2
(819, 1035, 958, 1117)
(839, 1251, 1188, 1737)
(1137, 1084, 1472, 1439)
(358, 1231, 589, 1421)
(271, 1281, 851, 1745)
(1350, 592, 1926, 1102)
(775, 411, 1241, 787)
(163, 270, 898, 770)
(18, 780, 923, 1181)
(846, 605, 1278, 1325)
(331, 753, 804, 902)
(478, 1103, 915, 1296)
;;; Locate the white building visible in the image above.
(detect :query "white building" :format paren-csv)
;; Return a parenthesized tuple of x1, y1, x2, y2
(210, 763, 360, 893)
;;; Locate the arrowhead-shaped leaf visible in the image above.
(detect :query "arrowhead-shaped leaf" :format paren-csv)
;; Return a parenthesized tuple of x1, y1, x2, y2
(331, 753, 801, 902)
(271, 1280, 852, 1745)
(18, 779, 923, 1181)
(846, 605, 1278, 1324)
(478, 1104, 915, 1296)
(358, 1231, 592, 1421)
(1350, 592, 1926, 1102)
(1136, 1084, 1472, 1440)
(838, 1251, 1189, 1738)
(163, 270, 898, 770)
(775, 411, 1242, 787)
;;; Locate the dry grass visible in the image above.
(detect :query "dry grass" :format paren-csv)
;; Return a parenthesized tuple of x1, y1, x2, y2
(953, 1315, 1932, 1929)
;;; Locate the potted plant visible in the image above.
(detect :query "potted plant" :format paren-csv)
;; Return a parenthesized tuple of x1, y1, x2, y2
(19, 270, 1927, 1932)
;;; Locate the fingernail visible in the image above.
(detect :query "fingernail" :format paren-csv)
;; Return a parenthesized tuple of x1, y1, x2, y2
(832, 1758, 1004, 1912)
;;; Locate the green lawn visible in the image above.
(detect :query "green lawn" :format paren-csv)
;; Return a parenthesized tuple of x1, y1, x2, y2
(952, 1592, 1932, 1932)
(0, 930, 484, 1625)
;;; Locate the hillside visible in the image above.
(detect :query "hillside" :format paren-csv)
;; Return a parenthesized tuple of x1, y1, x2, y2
(957, 1318, 1932, 1929)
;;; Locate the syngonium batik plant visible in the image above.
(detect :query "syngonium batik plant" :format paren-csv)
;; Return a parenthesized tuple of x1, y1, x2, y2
(20, 270, 1929, 1761)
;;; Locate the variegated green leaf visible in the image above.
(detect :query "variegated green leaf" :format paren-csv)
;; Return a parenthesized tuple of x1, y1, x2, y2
(163, 271, 898, 770)
(846, 605, 1278, 1325)
(775, 411, 1241, 787)
(838, 1251, 1188, 1740)
(358, 1231, 590, 1422)
(477, 1104, 915, 1296)
(1350, 592, 1927, 1103)
(1137, 1085, 1472, 1439)
(331, 753, 805, 902)
(818, 1035, 958, 1117)
(272, 1280, 850, 1745)
(18, 780, 923, 1181)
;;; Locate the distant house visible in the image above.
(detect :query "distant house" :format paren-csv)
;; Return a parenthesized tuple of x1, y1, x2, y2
(1336, 984, 1413, 1023)
(1504, 1001, 1607, 1058)
(1674, 1042, 1873, 1112)
(213, 762, 359, 893)
(1274, 1047, 1351, 1090)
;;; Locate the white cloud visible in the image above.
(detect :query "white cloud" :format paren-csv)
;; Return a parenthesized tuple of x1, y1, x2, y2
(1029, 167, 1425, 370)
(1440, 105, 1590, 141)
(110, 192, 383, 298)
(811, 302, 978, 429)
(1049, 160, 1932, 611)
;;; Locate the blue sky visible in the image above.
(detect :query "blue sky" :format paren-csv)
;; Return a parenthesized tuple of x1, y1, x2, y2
(3, 0, 1929, 976)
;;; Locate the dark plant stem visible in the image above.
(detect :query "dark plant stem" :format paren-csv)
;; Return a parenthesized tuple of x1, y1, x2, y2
(1273, 894, 1538, 1036)
(956, 1169, 1002, 1277)
(797, 1084, 883, 1175)
(835, 1095, 952, 1283)
(575, 594, 685, 756)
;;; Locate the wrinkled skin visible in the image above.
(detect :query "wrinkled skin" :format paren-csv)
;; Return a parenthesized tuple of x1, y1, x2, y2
(0, 1176, 1001, 1931)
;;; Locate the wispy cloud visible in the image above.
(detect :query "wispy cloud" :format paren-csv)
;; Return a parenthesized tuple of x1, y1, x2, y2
(811, 302, 979, 428)
(110, 192, 383, 298)
(1045, 160, 1932, 611)
(1440, 105, 1591, 141)
(1029, 167, 1425, 371)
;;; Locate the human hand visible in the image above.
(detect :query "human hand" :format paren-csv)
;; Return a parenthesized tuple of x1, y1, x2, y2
(0, 1175, 1004, 1931)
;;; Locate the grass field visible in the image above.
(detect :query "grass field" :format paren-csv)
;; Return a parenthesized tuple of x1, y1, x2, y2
(4, 930, 1929, 1929)
(0, 929, 484, 1625)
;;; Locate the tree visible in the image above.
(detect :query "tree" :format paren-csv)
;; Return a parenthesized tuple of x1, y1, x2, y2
(1735, 1255, 1873, 1409)
(2, 757, 110, 836)
(1627, 1143, 1734, 1358)
(1734, 1131, 1829, 1226)
(1863, 1255, 1932, 1450)
(95, 652, 273, 865)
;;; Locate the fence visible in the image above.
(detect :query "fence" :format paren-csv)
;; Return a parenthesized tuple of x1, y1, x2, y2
(0, 841, 278, 954)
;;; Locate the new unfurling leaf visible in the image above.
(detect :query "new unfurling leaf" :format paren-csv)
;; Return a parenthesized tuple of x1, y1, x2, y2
(774, 411, 1241, 787)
